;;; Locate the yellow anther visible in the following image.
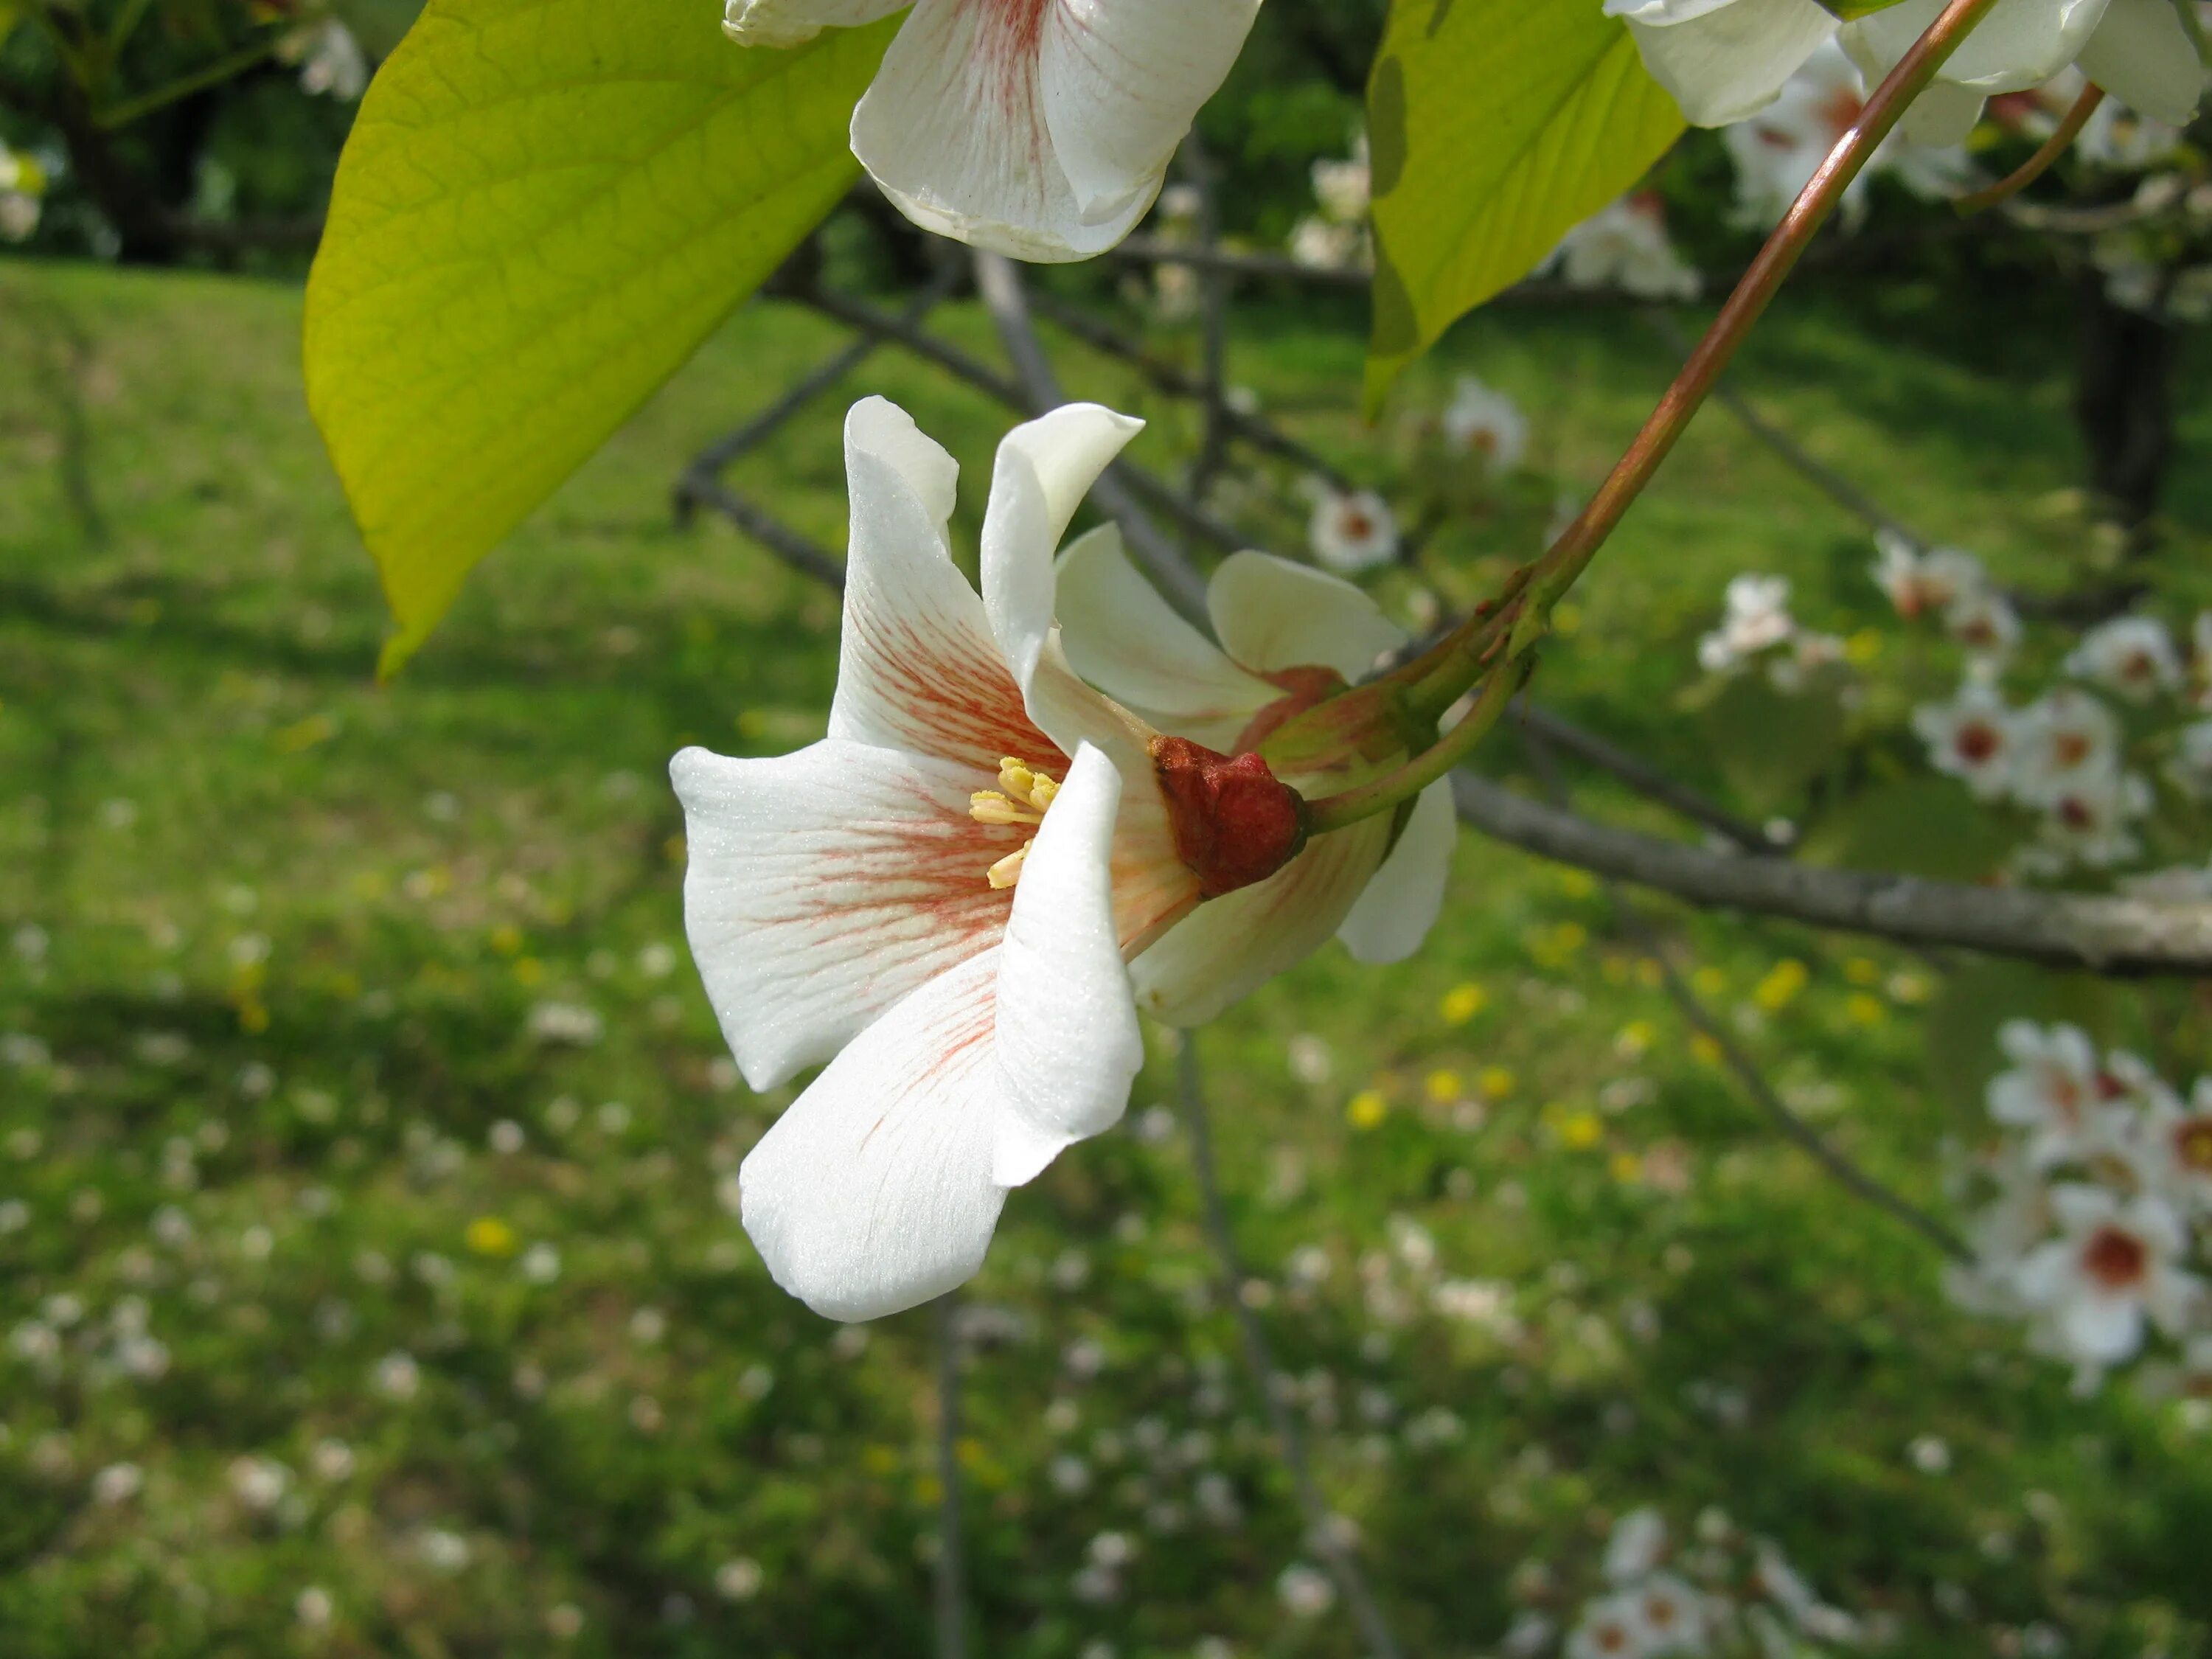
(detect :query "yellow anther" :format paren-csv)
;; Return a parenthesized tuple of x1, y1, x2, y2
(972, 757, 1061, 889)
(969, 790, 1042, 827)
(986, 845, 1030, 890)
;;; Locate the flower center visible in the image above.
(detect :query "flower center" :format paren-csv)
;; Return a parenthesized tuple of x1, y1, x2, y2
(1956, 722, 2000, 765)
(970, 757, 1060, 890)
(2081, 1225, 2148, 1290)
(2054, 732, 2090, 768)
(2176, 1121, 2212, 1174)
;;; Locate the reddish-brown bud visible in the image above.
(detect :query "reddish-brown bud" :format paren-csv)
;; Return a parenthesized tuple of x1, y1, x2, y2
(1151, 737, 1309, 900)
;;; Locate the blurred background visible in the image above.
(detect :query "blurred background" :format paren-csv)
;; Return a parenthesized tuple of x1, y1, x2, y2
(5, 2, 2212, 1655)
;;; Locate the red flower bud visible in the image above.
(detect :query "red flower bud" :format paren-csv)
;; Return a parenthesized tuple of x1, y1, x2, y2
(1151, 737, 1308, 900)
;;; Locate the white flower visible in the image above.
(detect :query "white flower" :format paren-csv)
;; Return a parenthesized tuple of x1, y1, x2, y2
(1698, 574, 1795, 672)
(1288, 215, 1368, 272)
(1722, 38, 1977, 226)
(2026, 766, 2152, 872)
(1604, 1507, 1670, 1582)
(1310, 136, 1371, 224)
(1567, 1590, 1655, 1659)
(1629, 1571, 1710, 1653)
(1276, 1562, 1335, 1618)
(1307, 488, 1399, 573)
(1843, 0, 2209, 147)
(677, 400, 1446, 1320)
(2077, 93, 2185, 169)
(723, 0, 1263, 262)
(2165, 720, 2212, 799)
(1054, 533, 1458, 1027)
(1944, 587, 2021, 661)
(1871, 533, 1989, 619)
(1545, 193, 1701, 300)
(92, 1462, 144, 1506)
(1912, 678, 2022, 800)
(228, 1455, 291, 1513)
(2015, 1184, 2202, 1365)
(1988, 1020, 2126, 1169)
(1441, 377, 1528, 473)
(2065, 614, 2183, 702)
(1607, 0, 1840, 127)
(2012, 688, 2121, 807)
(0, 142, 44, 244)
(279, 19, 370, 100)
(2130, 1078, 2212, 1211)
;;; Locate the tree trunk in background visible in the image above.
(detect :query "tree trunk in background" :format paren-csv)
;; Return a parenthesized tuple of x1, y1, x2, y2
(2074, 269, 2176, 538)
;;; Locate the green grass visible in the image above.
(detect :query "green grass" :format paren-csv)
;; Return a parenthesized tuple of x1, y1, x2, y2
(1, 255, 2208, 1659)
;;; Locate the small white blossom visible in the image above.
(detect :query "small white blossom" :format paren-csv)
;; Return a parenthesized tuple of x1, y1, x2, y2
(1698, 574, 1795, 673)
(2025, 768, 2153, 873)
(1307, 488, 1399, 574)
(2016, 1185, 2201, 1366)
(1276, 1563, 1335, 1618)
(1913, 678, 2021, 800)
(1945, 587, 2022, 661)
(1441, 377, 1528, 473)
(1545, 194, 1700, 300)
(2013, 689, 2121, 807)
(2065, 615, 2183, 703)
(1872, 533, 1988, 619)
(1989, 1021, 2126, 1170)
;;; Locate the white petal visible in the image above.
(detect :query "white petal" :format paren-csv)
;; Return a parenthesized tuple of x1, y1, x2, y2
(1208, 550, 1408, 682)
(829, 398, 1063, 775)
(1846, 0, 2110, 93)
(2061, 1290, 2143, 1362)
(1335, 779, 1456, 964)
(1892, 77, 1987, 145)
(1618, 0, 1838, 126)
(738, 951, 1006, 1321)
(983, 401, 1146, 698)
(1039, 0, 1264, 229)
(723, 0, 908, 47)
(1055, 526, 1275, 749)
(990, 745, 1146, 1187)
(672, 740, 1014, 1090)
(2075, 0, 2205, 124)
(1132, 815, 1395, 1027)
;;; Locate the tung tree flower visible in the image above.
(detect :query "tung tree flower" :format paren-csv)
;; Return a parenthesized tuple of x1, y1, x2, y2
(1871, 532, 1987, 619)
(1307, 487, 1399, 574)
(2065, 613, 2184, 703)
(2025, 764, 2152, 872)
(2129, 1079, 2212, 1211)
(1842, 0, 2210, 145)
(1606, 0, 1842, 127)
(1988, 1019, 2126, 1169)
(676, 397, 1441, 1320)
(1054, 535, 1457, 1028)
(2013, 686, 2120, 805)
(1441, 377, 1529, 474)
(1697, 573, 1795, 672)
(2014, 1183, 2201, 1366)
(1543, 193, 1702, 301)
(722, 0, 1265, 261)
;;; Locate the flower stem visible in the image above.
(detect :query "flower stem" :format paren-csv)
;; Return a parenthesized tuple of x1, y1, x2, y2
(1303, 653, 1530, 834)
(1955, 82, 2104, 215)
(1307, 0, 2006, 838)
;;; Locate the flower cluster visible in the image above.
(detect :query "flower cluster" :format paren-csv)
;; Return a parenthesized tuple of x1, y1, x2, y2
(276, 16, 369, 101)
(1501, 1506, 1869, 1658)
(1947, 1022, 2212, 1393)
(1288, 133, 1373, 274)
(1883, 534, 2210, 878)
(1543, 193, 1701, 302)
(1695, 573, 1846, 689)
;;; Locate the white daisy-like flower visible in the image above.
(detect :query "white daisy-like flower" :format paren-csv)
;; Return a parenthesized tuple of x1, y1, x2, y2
(1543, 193, 1701, 301)
(1567, 1590, 1656, 1659)
(2015, 1184, 2202, 1366)
(1944, 587, 2022, 661)
(1988, 1020, 2129, 1169)
(1441, 377, 1529, 474)
(723, 0, 1264, 261)
(2129, 1077, 2212, 1212)
(2027, 766, 2153, 872)
(1310, 135, 1371, 225)
(279, 18, 370, 100)
(1912, 678, 2023, 801)
(2012, 687, 2121, 807)
(1287, 215, 1368, 272)
(1307, 487, 1399, 574)
(2065, 613, 2184, 703)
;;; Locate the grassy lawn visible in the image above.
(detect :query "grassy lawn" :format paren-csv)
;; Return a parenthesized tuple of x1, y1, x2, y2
(1, 254, 2208, 1659)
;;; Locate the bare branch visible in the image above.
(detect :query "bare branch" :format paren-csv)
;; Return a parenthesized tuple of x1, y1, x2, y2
(1516, 703, 1781, 855)
(1450, 770, 2212, 977)
(1177, 1038, 1406, 1659)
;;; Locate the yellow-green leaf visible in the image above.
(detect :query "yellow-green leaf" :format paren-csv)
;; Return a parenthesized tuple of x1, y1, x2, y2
(1364, 0, 1685, 411)
(304, 0, 894, 678)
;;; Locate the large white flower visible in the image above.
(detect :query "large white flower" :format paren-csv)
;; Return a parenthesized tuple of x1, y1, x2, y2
(1054, 535, 1458, 1028)
(2014, 1183, 2202, 1366)
(723, 0, 1263, 261)
(1607, 0, 1841, 126)
(1843, 0, 2208, 146)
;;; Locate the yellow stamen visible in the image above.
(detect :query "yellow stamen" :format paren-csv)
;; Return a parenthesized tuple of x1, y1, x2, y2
(971, 757, 1061, 888)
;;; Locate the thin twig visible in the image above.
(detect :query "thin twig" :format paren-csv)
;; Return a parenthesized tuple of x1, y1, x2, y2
(1517, 703, 1778, 855)
(678, 477, 847, 591)
(1177, 1038, 1408, 1659)
(1518, 717, 1974, 1262)
(932, 1294, 970, 1659)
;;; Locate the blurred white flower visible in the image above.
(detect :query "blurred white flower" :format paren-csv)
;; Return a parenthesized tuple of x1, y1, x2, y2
(374, 1351, 422, 1402)
(2077, 94, 2185, 168)
(0, 141, 46, 243)
(1276, 1563, 1335, 1618)
(526, 1001, 604, 1046)
(1699, 574, 1795, 673)
(1871, 534, 1987, 619)
(1945, 587, 2022, 661)
(296, 1587, 335, 1630)
(279, 18, 370, 100)
(2013, 688, 2121, 807)
(715, 1557, 765, 1601)
(1307, 487, 1399, 573)
(418, 1528, 472, 1573)
(1989, 1021, 2126, 1169)
(1604, 1507, 1669, 1581)
(2065, 615, 2183, 703)
(2024, 767, 2152, 872)
(1311, 136, 1371, 223)
(1442, 377, 1528, 473)
(1567, 1590, 1655, 1659)
(2015, 1185, 2201, 1366)
(228, 1455, 291, 1513)
(1912, 678, 2022, 800)
(91, 1461, 144, 1506)
(1288, 216, 1368, 272)
(1544, 194, 1700, 300)
(2129, 1079, 2212, 1211)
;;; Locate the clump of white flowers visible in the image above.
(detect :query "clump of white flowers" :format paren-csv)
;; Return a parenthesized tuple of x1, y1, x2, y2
(1287, 132, 1372, 274)
(1542, 193, 1700, 302)
(1500, 1505, 1871, 1658)
(1947, 1022, 2212, 1395)
(1695, 574, 1846, 689)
